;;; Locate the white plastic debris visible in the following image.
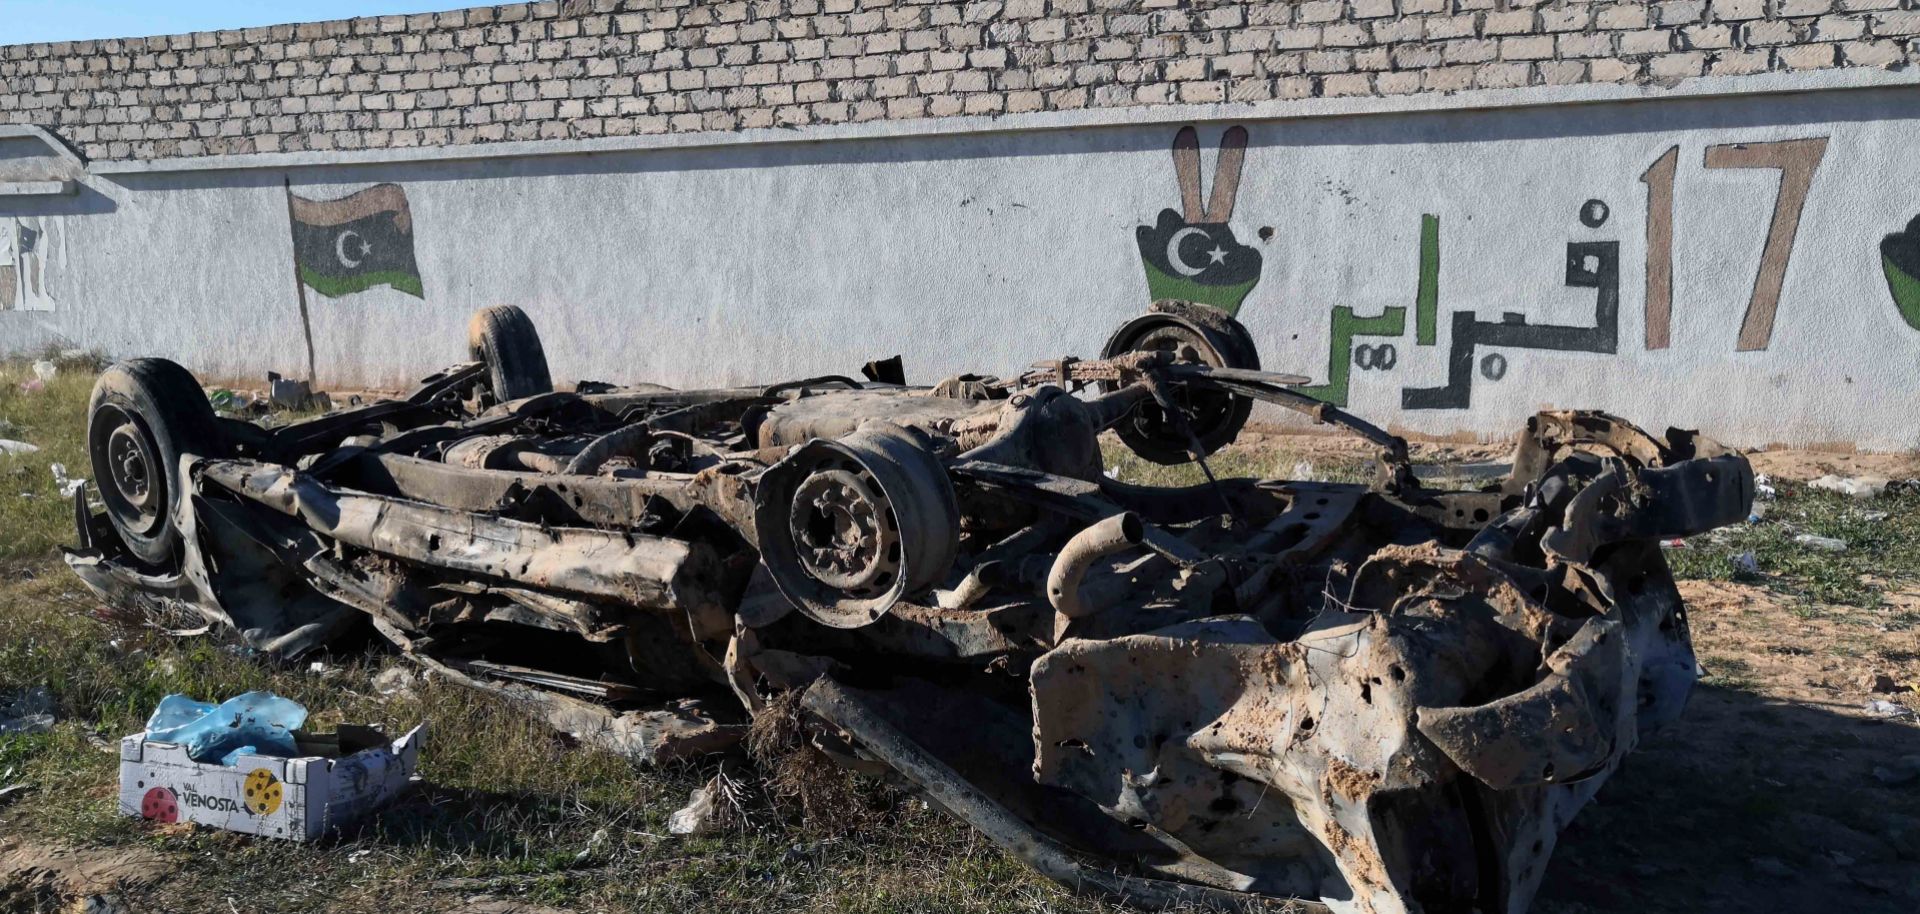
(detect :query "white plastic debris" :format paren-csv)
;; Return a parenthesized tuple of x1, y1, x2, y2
(0, 439, 39, 456)
(1730, 551, 1761, 575)
(668, 783, 719, 836)
(1865, 699, 1916, 720)
(50, 463, 85, 498)
(371, 665, 417, 700)
(30, 360, 56, 382)
(1291, 461, 1317, 481)
(0, 686, 57, 736)
(1809, 475, 1889, 500)
(1793, 534, 1848, 552)
(1753, 473, 1777, 500)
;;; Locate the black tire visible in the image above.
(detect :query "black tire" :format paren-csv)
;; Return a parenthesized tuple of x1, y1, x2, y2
(1101, 307, 1260, 465)
(467, 305, 553, 402)
(86, 358, 227, 567)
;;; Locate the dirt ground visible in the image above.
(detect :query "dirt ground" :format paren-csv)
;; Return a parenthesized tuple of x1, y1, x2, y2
(1533, 577, 1920, 913)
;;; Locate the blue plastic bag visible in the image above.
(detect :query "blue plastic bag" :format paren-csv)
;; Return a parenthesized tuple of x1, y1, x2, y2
(142, 691, 308, 765)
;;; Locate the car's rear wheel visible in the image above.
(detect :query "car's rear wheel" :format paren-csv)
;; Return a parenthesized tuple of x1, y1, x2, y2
(86, 358, 226, 566)
(468, 305, 553, 402)
(753, 423, 960, 629)
(1102, 304, 1260, 464)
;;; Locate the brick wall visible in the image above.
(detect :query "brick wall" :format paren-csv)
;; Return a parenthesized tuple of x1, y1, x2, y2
(2, 0, 1915, 162)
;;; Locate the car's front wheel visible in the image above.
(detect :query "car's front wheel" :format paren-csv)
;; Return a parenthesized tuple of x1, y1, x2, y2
(86, 358, 226, 566)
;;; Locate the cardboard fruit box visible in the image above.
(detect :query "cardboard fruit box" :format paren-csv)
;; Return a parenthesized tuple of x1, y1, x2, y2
(118, 723, 425, 840)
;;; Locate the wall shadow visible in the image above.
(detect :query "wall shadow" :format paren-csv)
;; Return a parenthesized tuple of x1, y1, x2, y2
(1536, 684, 1920, 913)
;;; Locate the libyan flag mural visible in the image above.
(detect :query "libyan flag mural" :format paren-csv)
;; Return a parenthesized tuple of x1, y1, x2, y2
(288, 183, 424, 298)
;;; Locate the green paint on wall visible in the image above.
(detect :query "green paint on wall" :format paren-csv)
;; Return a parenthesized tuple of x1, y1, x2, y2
(1299, 305, 1407, 407)
(1141, 259, 1260, 317)
(1882, 253, 1920, 332)
(1416, 213, 1439, 346)
(298, 266, 425, 299)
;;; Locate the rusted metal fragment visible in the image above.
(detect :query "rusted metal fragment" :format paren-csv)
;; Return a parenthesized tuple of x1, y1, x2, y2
(198, 458, 723, 614)
(447, 664, 742, 763)
(1416, 618, 1627, 790)
(802, 676, 1322, 913)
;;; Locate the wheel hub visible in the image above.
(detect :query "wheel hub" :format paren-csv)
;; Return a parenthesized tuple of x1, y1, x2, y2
(107, 423, 155, 511)
(788, 468, 899, 594)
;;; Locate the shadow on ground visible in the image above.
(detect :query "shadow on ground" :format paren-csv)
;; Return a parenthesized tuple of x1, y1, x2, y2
(1536, 684, 1920, 913)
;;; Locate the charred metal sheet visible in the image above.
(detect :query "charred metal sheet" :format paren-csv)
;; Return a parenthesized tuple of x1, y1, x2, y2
(802, 676, 1323, 913)
(197, 458, 723, 614)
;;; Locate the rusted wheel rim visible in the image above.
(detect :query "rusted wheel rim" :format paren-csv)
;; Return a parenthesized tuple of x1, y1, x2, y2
(91, 403, 166, 538)
(788, 465, 901, 595)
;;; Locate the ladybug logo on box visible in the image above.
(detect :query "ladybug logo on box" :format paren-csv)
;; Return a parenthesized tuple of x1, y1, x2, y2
(245, 768, 284, 816)
(139, 786, 178, 823)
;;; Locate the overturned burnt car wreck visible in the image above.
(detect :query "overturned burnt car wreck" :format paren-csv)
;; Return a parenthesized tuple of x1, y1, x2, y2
(68, 303, 1753, 913)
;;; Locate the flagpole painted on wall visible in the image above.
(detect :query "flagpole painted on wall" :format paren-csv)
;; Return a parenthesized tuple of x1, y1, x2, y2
(280, 176, 318, 385)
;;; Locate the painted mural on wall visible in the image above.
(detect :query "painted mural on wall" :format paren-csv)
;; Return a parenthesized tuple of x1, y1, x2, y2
(0, 217, 61, 311)
(1232, 131, 1917, 412)
(1880, 215, 1920, 332)
(1136, 126, 1262, 316)
(288, 183, 424, 299)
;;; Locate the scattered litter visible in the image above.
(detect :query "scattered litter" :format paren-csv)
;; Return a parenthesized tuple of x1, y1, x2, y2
(1792, 533, 1847, 552)
(0, 439, 40, 456)
(1808, 474, 1889, 500)
(16, 378, 42, 394)
(1889, 478, 1920, 496)
(264, 372, 331, 412)
(574, 827, 611, 862)
(1753, 473, 1777, 500)
(1862, 510, 1890, 522)
(121, 718, 425, 840)
(0, 783, 29, 807)
(50, 462, 85, 498)
(1659, 538, 1688, 549)
(668, 782, 719, 836)
(1864, 699, 1916, 720)
(1291, 460, 1317, 481)
(30, 360, 57, 382)
(78, 895, 128, 914)
(371, 665, 416, 700)
(0, 686, 57, 736)
(1730, 551, 1761, 575)
(142, 692, 308, 765)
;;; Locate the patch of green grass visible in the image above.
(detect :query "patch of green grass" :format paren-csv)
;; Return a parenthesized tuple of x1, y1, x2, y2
(1664, 485, 1920, 608)
(1102, 437, 1374, 488)
(1699, 656, 1757, 691)
(0, 353, 99, 561)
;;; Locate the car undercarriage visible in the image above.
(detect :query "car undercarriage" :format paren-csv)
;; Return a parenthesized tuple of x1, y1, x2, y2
(66, 302, 1754, 914)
